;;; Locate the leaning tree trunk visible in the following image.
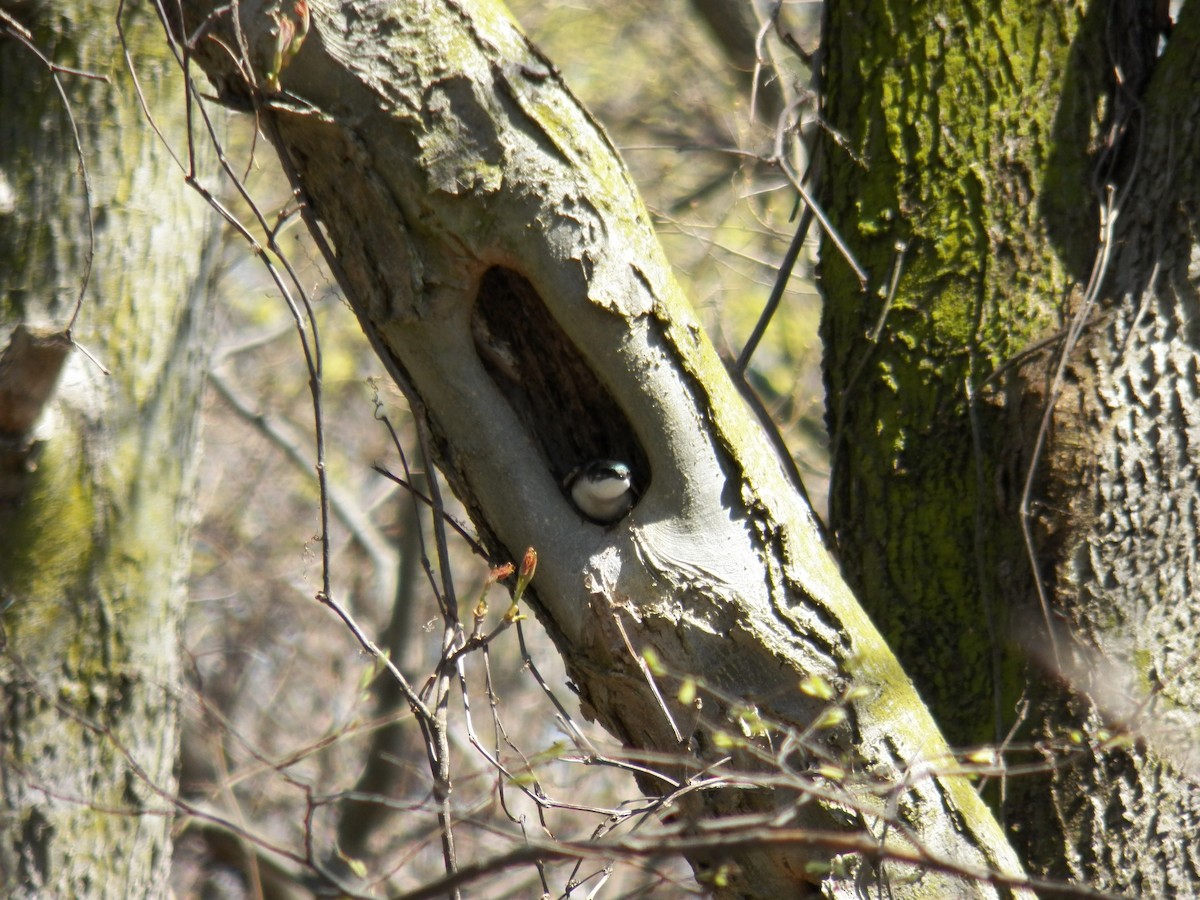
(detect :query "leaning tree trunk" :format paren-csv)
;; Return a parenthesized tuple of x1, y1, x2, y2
(821, 0, 1200, 893)
(172, 0, 1035, 896)
(0, 3, 221, 896)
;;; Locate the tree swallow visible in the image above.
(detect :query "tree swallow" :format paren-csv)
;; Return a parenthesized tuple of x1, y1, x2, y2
(565, 459, 636, 524)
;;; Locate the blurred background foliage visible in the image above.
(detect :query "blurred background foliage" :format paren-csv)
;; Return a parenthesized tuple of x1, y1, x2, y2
(174, 1, 827, 896)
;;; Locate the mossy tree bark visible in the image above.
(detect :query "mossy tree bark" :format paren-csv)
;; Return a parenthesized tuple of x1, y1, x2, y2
(171, 0, 1034, 896)
(821, 0, 1200, 893)
(0, 3, 221, 896)
(820, 1, 1085, 748)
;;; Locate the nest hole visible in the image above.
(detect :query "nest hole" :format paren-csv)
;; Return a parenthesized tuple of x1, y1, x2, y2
(470, 267, 649, 499)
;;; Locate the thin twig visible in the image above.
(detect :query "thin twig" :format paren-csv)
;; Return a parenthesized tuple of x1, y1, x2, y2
(827, 240, 907, 495)
(612, 614, 684, 746)
(208, 369, 395, 574)
(736, 197, 814, 374)
(1019, 185, 1119, 668)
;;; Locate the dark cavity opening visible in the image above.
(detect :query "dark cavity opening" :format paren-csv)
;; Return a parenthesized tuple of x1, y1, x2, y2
(471, 267, 649, 500)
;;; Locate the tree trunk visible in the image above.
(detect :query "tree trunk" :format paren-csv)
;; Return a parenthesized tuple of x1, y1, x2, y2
(821, 0, 1200, 893)
(1010, 4, 1200, 892)
(172, 0, 1031, 895)
(820, 1, 1085, 749)
(0, 3, 221, 896)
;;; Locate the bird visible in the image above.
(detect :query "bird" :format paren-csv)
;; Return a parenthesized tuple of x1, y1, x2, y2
(564, 460, 636, 524)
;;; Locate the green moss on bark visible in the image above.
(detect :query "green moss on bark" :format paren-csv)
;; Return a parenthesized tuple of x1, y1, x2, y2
(820, 0, 1091, 746)
(0, 440, 96, 635)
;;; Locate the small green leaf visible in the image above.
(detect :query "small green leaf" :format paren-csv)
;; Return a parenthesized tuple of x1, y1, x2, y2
(677, 678, 697, 704)
(799, 674, 834, 700)
(712, 729, 736, 749)
(815, 707, 846, 729)
(965, 747, 997, 766)
(642, 647, 665, 676)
